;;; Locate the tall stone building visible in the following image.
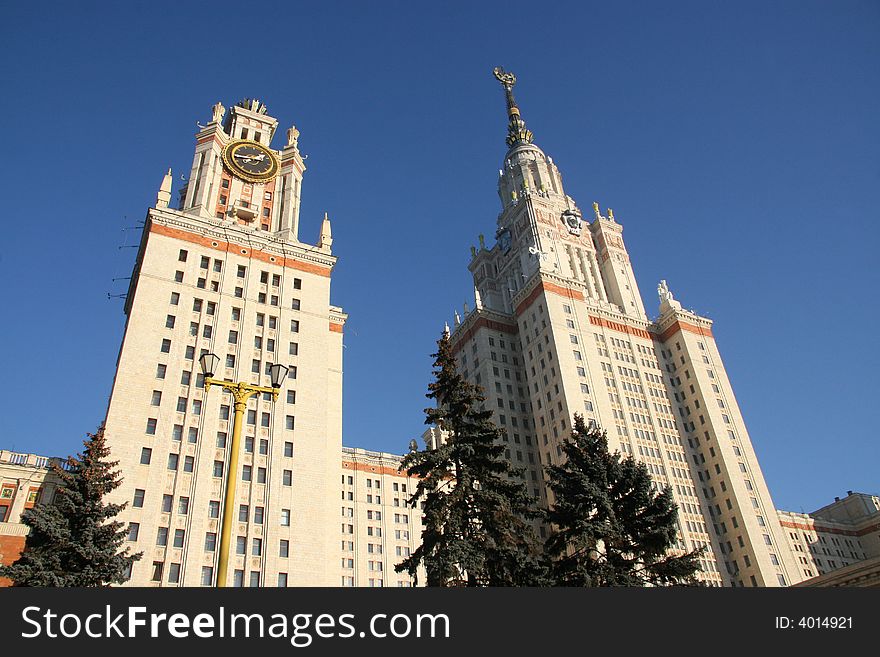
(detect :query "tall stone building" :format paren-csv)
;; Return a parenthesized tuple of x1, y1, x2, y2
(442, 68, 800, 586)
(103, 99, 346, 586)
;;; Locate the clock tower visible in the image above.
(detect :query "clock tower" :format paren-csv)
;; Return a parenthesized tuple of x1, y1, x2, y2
(104, 99, 345, 586)
(181, 99, 305, 242)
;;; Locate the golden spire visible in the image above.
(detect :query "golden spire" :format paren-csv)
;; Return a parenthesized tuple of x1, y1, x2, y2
(493, 67, 533, 148)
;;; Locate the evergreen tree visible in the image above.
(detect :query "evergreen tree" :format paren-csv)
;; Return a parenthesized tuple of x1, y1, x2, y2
(396, 332, 545, 586)
(0, 426, 141, 587)
(544, 414, 703, 586)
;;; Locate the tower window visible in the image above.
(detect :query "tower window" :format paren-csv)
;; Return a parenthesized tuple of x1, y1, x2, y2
(241, 128, 249, 139)
(178, 249, 188, 262)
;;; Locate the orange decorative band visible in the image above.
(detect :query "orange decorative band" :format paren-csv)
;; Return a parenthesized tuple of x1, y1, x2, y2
(451, 316, 518, 354)
(341, 460, 414, 478)
(330, 322, 344, 333)
(778, 519, 880, 538)
(149, 223, 332, 277)
(515, 281, 584, 316)
(655, 320, 713, 343)
(588, 315, 652, 341)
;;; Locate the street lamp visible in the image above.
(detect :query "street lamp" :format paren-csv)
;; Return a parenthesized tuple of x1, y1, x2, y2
(198, 352, 288, 587)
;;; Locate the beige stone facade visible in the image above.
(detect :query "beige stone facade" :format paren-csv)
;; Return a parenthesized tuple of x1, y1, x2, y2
(102, 100, 346, 586)
(442, 75, 801, 586)
(339, 447, 424, 587)
(778, 492, 880, 581)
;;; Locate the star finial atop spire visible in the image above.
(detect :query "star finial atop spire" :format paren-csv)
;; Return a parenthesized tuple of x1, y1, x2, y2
(493, 67, 533, 148)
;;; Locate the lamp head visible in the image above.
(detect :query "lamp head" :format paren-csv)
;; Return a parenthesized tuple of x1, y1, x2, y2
(269, 363, 289, 388)
(199, 352, 220, 378)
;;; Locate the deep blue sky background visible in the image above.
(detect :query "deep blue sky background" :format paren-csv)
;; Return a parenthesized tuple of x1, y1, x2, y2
(1, 1, 877, 512)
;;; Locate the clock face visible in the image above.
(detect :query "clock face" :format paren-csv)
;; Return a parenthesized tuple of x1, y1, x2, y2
(222, 140, 279, 182)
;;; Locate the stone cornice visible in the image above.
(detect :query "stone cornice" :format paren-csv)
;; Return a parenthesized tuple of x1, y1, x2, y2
(148, 207, 337, 272)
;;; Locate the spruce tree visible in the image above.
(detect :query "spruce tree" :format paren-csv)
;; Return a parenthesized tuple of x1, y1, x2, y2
(396, 332, 545, 586)
(544, 414, 703, 586)
(0, 426, 141, 586)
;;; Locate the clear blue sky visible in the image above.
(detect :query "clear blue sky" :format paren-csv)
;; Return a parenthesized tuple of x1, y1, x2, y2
(1, 1, 877, 512)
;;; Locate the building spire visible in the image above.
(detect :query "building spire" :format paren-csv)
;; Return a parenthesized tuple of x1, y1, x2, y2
(493, 67, 533, 148)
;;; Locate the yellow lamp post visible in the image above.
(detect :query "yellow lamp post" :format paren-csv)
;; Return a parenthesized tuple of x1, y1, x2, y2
(198, 353, 287, 587)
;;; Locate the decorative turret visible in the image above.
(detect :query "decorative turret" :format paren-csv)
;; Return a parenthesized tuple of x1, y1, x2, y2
(318, 211, 333, 253)
(156, 168, 172, 209)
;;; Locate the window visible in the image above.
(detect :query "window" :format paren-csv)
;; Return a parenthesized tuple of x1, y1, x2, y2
(151, 562, 164, 582)
(280, 540, 289, 558)
(236, 536, 246, 555)
(242, 465, 252, 481)
(167, 453, 179, 470)
(286, 416, 295, 430)
(146, 418, 157, 435)
(282, 470, 293, 486)
(199, 566, 214, 587)
(174, 271, 184, 283)
(178, 497, 190, 515)
(257, 467, 267, 484)
(182, 455, 194, 473)
(261, 412, 270, 428)
(213, 460, 224, 477)
(291, 298, 301, 311)
(293, 277, 302, 289)
(225, 354, 235, 368)
(249, 572, 260, 588)
(237, 265, 246, 278)
(132, 489, 145, 508)
(284, 441, 294, 457)
(216, 432, 227, 448)
(278, 573, 288, 587)
(208, 500, 220, 518)
(140, 447, 152, 465)
(156, 527, 169, 546)
(161, 494, 173, 513)
(233, 570, 244, 587)
(289, 342, 299, 356)
(290, 320, 300, 333)
(173, 528, 185, 548)
(165, 315, 176, 329)
(231, 307, 241, 322)
(252, 538, 263, 556)
(281, 509, 290, 526)
(170, 292, 179, 305)
(127, 523, 139, 541)
(228, 330, 238, 344)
